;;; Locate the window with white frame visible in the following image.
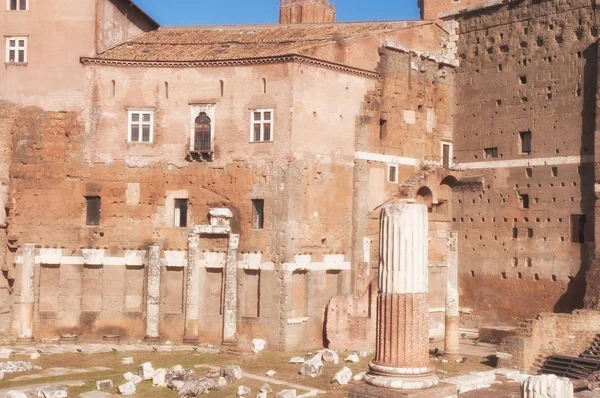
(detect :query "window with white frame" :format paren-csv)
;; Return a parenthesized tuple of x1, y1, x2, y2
(250, 109, 273, 142)
(7, 0, 27, 10)
(127, 110, 154, 143)
(5, 37, 27, 63)
(387, 164, 398, 183)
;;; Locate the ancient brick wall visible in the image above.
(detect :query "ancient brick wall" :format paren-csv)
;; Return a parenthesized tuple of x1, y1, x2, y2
(450, 0, 598, 326)
(498, 310, 600, 371)
(419, 0, 489, 20)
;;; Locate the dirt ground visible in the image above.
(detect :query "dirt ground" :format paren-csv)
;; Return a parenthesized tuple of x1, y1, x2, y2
(0, 348, 495, 397)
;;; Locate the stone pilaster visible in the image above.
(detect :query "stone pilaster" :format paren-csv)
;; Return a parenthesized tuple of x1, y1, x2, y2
(144, 245, 161, 343)
(365, 204, 439, 390)
(183, 233, 200, 344)
(444, 231, 460, 357)
(17, 243, 36, 343)
(222, 234, 239, 345)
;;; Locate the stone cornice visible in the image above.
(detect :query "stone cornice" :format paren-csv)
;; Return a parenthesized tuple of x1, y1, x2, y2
(80, 54, 381, 79)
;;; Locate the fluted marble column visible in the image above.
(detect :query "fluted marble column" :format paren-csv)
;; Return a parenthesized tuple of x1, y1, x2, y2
(144, 245, 161, 343)
(222, 234, 239, 345)
(17, 243, 36, 343)
(445, 232, 460, 357)
(183, 233, 200, 344)
(365, 204, 439, 390)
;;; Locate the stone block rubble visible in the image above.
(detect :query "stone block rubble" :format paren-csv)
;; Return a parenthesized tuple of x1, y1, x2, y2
(521, 374, 573, 398)
(0, 360, 41, 373)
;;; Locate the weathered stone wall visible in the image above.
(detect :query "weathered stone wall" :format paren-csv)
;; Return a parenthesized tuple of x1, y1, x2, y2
(498, 310, 600, 371)
(418, 0, 489, 20)
(450, 0, 598, 325)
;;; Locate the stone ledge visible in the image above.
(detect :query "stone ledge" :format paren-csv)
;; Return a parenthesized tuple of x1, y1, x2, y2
(347, 382, 457, 397)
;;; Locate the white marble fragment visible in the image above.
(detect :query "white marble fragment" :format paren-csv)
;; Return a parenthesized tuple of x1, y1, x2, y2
(289, 356, 305, 364)
(345, 353, 360, 363)
(118, 381, 136, 396)
(266, 370, 276, 377)
(138, 361, 154, 380)
(237, 385, 251, 397)
(121, 357, 133, 365)
(252, 338, 267, 353)
(276, 390, 297, 398)
(521, 374, 573, 398)
(320, 349, 339, 364)
(300, 355, 323, 378)
(332, 366, 352, 385)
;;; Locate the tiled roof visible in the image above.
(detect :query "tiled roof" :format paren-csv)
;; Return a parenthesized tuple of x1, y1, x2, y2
(94, 21, 429, 62)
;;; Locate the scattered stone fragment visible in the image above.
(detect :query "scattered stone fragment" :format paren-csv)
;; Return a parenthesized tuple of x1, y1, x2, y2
(260, 383, 273, 393)
(345, 353, 360, 363)
(118, 381, 136, 396)
(222, 365, 243, 382)
(256, 393, 267, 398)
(443, 373, 496, 393)
(353, 372, 366, 381)
(436, 369, 448, 376)
(30, 353, 41, 360)
(179, 378, 216, 398)
(297, 392, 318, 398)
(152, 368, 167, 387)
(0, 371, 4, 380)
(6, 391, 28, 398)
(300, 355, 324, 378)
(0, 361, 41, 373)
(123, 372, 143, 384)
(205, 369, 221, 378)
(266, 370, 276, 377)
(170, 380, 185, 392)
(121, 357, 133, 365)
(289, 356, 305, 364)
(138, 361, 154, 380)
(166, 367, 197, 391)
(216, 376, 227, 387)
(320, 349, 339, 364)
(523, 374, 573, 398)
(359, 351, 371, 357)
(170, 364, 183, 372)
(96, 379, 113, 390)
(441, 358, 448, 364)
(237, 385, 251, 397)
(165, 341, 173, 345)
(332, 366, 352, 385)
(0, 349, 14, 359)
(252, 338, 267, 353)
(276, 389, 297, 398)
(38, 386, 68, 398)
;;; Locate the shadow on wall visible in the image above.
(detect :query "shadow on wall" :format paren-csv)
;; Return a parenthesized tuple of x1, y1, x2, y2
(556, 41, 597, 313)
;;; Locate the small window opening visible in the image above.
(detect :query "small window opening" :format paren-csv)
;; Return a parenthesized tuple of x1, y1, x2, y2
(520, 131, 532, 154)
(220, 80, 224, 97)
(262, 78, 267, 94)
(501, 272, 507, 280)
(527, 228, 534, 238)
(518, 272, 523, 279)
(526, 168, 532, 177)
(551, 167, 558, 177)
(85, 196, 101, 226)
(534, 274, 540, 281)
(519, 194, 530, 209)
(526, 258, 532, 267)
(111, 80, 116, 97)
(484, 147, 498, 159)
(512, 228, 518, 238)
(174, 199, 188, 228)
(165, 82, 169, 99)
(252, 199, 264, 230)
(552, 275, 557, 282)
(519, 75, 527, 84)
(379, 119, 387, 140)
(387, 164, 398, 183)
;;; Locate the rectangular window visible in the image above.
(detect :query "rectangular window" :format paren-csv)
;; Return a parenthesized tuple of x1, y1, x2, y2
(85, 196, 101, 226)
(252, 199, 264, 229)
(250, 109, 273, 142)
(519, 194, 530, 209)
(512, 228, 518, 238)
(7, 0, 27, 10)
(520, 131, 532, 154)
(571, 215, 586, 243)
(5, 37, 27, 63)
(379, 119, 387, 140)
(484, 147, 498, 158)
(174, 199, 188, 228)
(127, 110, 154, 143)
(387, 164, 398, 183)
(442, 143, 452, 168)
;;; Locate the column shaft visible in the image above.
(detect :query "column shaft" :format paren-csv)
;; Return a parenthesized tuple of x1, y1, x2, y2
(445, 232, 460, 357)
(144, 245, 161, 342)
(19, 243, 35, 341)
(222, 234, 239, 345)
(184, 233, 200, 343)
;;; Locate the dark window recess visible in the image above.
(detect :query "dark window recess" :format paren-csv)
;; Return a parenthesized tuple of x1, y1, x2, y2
(527, 228, 534, 238)
(519, 194, 530, 209)
(194, 112, 212, 152)
(252, 199, 264, 230)
(379, 119, 387, 140)
(520, 131, 532, 154)
(388, 166, 397, 183)
(484, 147, 498, 158)
(571, 214, 586, 243)
(85, 196, 101, 226)
(442, 144, 451, 168)
(174, 199, 188, 228)
(512, 228, 518, 238)
(10, 0, 26, 10)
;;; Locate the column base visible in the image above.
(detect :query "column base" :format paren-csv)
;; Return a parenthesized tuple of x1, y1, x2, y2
(143, 336, 160, 344)
(349, 382, 456, 398)
(183, 337, 199, 345)
(15, 336, 34, 345)
(221, 338, 237, 347)
(366, 363, 439, 390)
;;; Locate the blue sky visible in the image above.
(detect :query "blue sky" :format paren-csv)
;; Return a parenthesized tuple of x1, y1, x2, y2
(134, 0, 420, 26)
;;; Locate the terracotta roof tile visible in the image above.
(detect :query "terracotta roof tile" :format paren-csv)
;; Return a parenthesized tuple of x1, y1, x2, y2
(95, 21, 428, 62)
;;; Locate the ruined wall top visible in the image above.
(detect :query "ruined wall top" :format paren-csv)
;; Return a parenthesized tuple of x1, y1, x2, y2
(279, 0, 336, 24)
(418, 0, 490, 20)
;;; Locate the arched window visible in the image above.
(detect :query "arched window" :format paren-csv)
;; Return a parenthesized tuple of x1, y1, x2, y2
(194, 112, 212, 151)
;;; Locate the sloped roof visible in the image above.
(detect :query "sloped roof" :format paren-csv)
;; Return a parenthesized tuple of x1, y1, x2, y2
(92, 21, 429, 62)
(116, 0, 160, 29)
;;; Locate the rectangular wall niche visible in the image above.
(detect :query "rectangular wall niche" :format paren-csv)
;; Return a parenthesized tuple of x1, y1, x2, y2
(291, 271, 308, 318)
(205, 268, 223, 315)
(571, 214, 586, 243)
(252, 199, 264, 230)
(242, 270, 260, 318)
(85, 196, 101, 226)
